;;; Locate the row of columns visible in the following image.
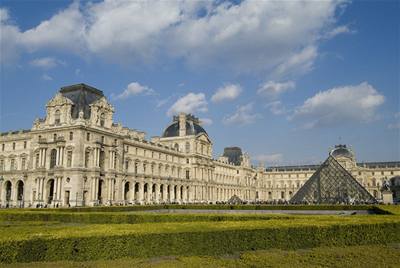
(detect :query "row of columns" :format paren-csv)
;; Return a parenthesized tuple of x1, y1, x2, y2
(121, 181, 191, 204)
(56, 147, 65, 166)
(35, 177, 45, 201)
(93, 147, 101, 167)
(53, 177, 63, 202)
(38, 148, 47, 167)
(91, 177, 100, 202)
(109, 150, 116, 169)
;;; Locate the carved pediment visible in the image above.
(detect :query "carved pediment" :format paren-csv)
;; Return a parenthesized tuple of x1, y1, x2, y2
(46, 93, 73, 107)
(196, 133, 211, 143)
(90, 97, 114, 111)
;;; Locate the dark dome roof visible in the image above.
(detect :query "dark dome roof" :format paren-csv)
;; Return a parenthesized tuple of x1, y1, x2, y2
(330, 145, 353, 159)
(162, 121, 207, 137)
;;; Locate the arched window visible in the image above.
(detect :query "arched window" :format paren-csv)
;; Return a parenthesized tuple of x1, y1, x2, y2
(50, 149, 57, 168)
(54, 110, 61, 125)
(100, 113, 105, 127)
(174, 143, 179, 151)
(185, 142, 190, 153)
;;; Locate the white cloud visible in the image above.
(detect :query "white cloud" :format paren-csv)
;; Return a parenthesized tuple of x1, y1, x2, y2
(323, 25, 354, 39)
(211, 84, 242, 103)
(388, 122, 400, 130)
(254, 153, 283, 165)
(114, 82, 155, 100)
(167, 93, 208, 116)
(21, 3, 86, 53)
(200, 118, 213, 126)
(30, 57, 63, 68)
(274, 46, 318, 77)
(1, 1, 347, 76)
(290, 82, 385, 128)
(257, 81, 295, 99)
(223, 103, 261, 125)
(41, 74, 53, 81)
(0, 8, 22, 65)
(266, 101, 287, 115)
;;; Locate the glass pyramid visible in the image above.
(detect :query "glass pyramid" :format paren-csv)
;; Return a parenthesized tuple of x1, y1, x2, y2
(290, 155, 376, 204)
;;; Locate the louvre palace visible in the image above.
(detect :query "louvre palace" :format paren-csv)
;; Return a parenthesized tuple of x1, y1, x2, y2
(0, 84, 399, 208)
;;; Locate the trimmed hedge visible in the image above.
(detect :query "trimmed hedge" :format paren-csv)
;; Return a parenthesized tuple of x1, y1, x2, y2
(0, 205, 391, 224)
(0, 212, 294, 224)
(0, 222, 399, 263)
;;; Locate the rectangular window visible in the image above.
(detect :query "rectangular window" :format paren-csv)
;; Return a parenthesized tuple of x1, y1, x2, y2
(10, 159, 15, 170)
(85, 151, 90, 168)
(101, 136, 105, 143)
(12, 142, 15, 150)
(86, 133, 90, 141)
(21, 158, 26, 170)
(35, 153, 39, 168)
(1, 144, 4, 151)
(53, 134, 57, 141)
(186, 170, 190, 179)
(67, 151, 72, 167)
(0, 160, 3, 171)
(125, 160, 129, 171)
(69, 132, 73, 141)
(24, 141, 27, 149)
(114, 154, 117, 169)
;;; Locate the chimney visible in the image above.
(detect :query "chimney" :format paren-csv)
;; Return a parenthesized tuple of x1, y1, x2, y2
(179, 113, 186, 137)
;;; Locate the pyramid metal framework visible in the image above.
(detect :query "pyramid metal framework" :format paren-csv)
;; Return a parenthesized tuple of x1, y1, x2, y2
(290, 156, 376, 204)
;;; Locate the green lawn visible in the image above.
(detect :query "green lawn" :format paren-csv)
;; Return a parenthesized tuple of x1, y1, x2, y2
(1, 244, 399, 268)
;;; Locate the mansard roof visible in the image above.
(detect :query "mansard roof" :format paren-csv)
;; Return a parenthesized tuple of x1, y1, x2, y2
(59, 83, 104, 119)
(223, 147, 243, 166)
(290, 155, 376, 204)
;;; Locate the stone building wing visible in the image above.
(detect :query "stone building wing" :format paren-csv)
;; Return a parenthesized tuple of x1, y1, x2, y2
(290, 155, 376, 204)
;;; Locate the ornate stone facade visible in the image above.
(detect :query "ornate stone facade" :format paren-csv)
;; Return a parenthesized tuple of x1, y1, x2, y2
(0, 84, 399, 207)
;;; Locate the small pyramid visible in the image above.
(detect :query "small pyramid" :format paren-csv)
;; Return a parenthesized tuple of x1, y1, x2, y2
(290, 156, 376, 204)
(227, 194, 243, 205)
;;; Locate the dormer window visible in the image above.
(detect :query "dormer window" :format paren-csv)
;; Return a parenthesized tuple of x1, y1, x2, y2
(100, 113, 105, 127)
(54, 110, 61, 125)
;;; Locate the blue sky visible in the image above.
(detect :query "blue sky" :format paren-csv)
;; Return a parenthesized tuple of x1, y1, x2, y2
(0, 0, 399, 165)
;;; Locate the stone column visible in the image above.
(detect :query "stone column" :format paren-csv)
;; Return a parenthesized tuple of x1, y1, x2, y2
(169, 185, 174, 202)
(182, 186, 187, 203)
(147, 182, 152, 203)
(176, 185, 181, 204)
(155, 183, 160, 203)
(139, 181, 144, 204)
(58, 177, 63, 204)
